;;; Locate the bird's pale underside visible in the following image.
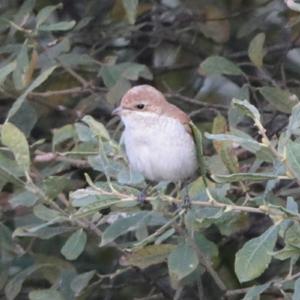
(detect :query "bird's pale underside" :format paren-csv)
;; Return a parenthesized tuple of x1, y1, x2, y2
(113, 85, 198, 182)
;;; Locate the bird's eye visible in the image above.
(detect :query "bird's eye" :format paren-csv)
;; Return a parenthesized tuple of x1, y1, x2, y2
(136, 104, 145, 110)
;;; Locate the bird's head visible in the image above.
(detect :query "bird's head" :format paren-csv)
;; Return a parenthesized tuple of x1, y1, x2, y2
(112, 84, 191, 131)
(112, 85, 168, 125)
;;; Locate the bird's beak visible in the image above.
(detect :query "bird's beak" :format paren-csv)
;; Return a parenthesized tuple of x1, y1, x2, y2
(112, 106, 122, 116)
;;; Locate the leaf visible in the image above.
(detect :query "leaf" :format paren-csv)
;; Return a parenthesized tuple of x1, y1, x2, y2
(33, 204, 63, 222)
(199, 6, 230, 44)
(36, 4, 63, 28)
(12, 43, 29, 90)
(82, 115, 110, 140)
(121, 244, 175, 269)
(293, 277, 300, 300)
(1, 122, 30, 172)
(7, 65, 57, 120)
(13, 225, 73, 240)
(5, 265, 43, 300)
(61, 229, 87, 260)
(194, 233, 219, 264)
(248, 33, 265, 68)
(189, 122, 206, 181)
(117, 167, 144, 185)
(211, 114, 228, 152)
(242, 282, 270, 300)
(10, 101, 37, 137)
(220, 144, 240, 174)
(286, 141, 300, 180)
(42, 176, 71, 198)
(39, 21, 76, 31)
(0, 61, 16, 84)
(100, 63, 152, 88)
(287, 103, 300, 137)
(205, 132, 262, 153)
(101, 212, 149, 246)
(52, 124, 76, 150)
(71, 270, 96, 296)
(235, 225, 278, 282)
(0, 152, 25, 186)
(9, 190, 38, 208)
(70, 188, 118, 207)
(232, 98, 261, 123)
(200, 56, 243, 76)
(75, 123, 95, 142)
(259, 86, 298, 114)
(122, 0, 139, 24)
(168, 241, 199, 287)
(212, 173, 277, 183)
(106, 78, 131, 105)
(29, 289, 64, 300)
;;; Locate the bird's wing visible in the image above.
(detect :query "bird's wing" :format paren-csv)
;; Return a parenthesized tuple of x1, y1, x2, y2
(163, 103, 192, 135)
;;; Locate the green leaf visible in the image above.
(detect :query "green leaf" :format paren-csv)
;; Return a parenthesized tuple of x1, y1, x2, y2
(70, 188, 117, 207)
(273, 245, 300, 261)
(13, 225, 73, 240)
(122, 0, 139, 24)
(100, 63, 152, 88)
(286, 141, 300, 180)
(0, 152, 25, 186)
(71, 270, 96, 296)
(200, 56, 243, 76)
(9, 190, 38, 208)
(190, 122, 206, 183)
(293, 278, 300, 300)
(232, 98, 261, 123)
(1, 122, 30, 172)
(82, 115, 110, 140)
(12, 43, 29, 90)
(33, 204, 63, 222)
(5, 265, 43, 300)
(106, 78, 131, 104)
(168, 241, 199, 287)
(12, 0, 36, 29)
(248, 33, 265, 68)
(36, 4, 63, 28)
(39, 21, 76, 31)
(287, 103, 300, 137)
(52, 124, 76, 150)
(212, 173, 277, 183)
(75, 123, 95, 142)
(121, 244, 175, 269)
(101, 212, 149, 246)
(0, 61, 16, 84)
(235, 225, 278, 282)
(42, 176, 71, 198)
(29, 289, 64, 300)
(194, 233, 219, 265)
(242, 282, 270, 300)
(259, 86, 298, 114)
(117, 167, 144, 185)
(61, 229, 87, 260)
(7, 65, 57, 120)
(205, 133, 262, 152)
(10, 101, 37, 137)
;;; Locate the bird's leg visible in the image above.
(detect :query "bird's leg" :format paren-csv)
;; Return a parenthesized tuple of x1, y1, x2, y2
(137, 184, 150, 204)
(183, 183, 192, 209)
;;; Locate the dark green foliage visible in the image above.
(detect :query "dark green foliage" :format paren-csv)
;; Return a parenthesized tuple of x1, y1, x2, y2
(2, 1, 300, 299)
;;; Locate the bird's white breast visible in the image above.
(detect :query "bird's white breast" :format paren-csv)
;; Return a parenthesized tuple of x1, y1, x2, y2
(121, 112, 197, 182)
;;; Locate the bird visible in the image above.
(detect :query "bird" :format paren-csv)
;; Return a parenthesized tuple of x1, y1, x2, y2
(112, 85, 198, 183)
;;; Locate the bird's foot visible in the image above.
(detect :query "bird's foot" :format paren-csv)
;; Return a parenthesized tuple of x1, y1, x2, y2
(182, 194, 192, 209)
(137, 191, 147, 204)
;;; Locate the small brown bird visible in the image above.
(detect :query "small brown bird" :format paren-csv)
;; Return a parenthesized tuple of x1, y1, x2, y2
(112, 85, 198, 182)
